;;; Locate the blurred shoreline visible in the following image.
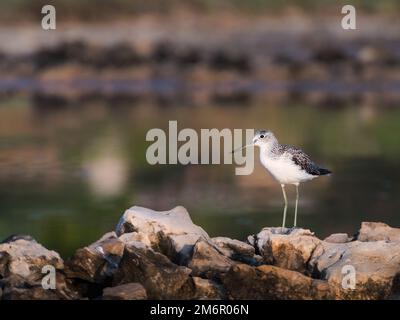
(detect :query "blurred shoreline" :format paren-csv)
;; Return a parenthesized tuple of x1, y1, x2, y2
(0, 13, 400, 105)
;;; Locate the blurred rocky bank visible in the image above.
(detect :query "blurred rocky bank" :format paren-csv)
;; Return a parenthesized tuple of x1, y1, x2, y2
(1, 13, 400, 106)
(1, 205, 400, 300)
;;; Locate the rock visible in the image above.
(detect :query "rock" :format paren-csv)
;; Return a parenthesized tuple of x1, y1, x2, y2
(192, 277, 225, 300)
(4, 204, 400, 300)
(113, 242, 195, 299)
(66, 232, 124, 283)
(324, 233, 352, 243)
(102, 283, 147, 300)
(119, 232, 152, 247)
(1, 234, 37, 244)
(187, 240, 234, 280)
(116, 206, 210, 264)
(0, 238, 63, 279)
(222, 264, 333, 300)
(357, 222, 400, 242)
(249, 227, 321, 273)
(1, 273, 78, 300)
(211, 237, 261, 265)
(309, 240, 400, 299)
(0, 237, 79, 300)
(1, 281, 60, 300)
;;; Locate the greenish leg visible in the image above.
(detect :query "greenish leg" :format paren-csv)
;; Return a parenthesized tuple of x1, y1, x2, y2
(281, 184, 288, 228)
(294, 183, 299, 227)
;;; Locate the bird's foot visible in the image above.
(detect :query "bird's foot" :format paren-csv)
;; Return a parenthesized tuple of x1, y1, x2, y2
(280, 226, 300, 235)
(279, 226, 291, 235)
(289, 226, 300, 233)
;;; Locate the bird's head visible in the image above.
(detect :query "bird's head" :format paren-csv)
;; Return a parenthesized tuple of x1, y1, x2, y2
(232, 129, 277, 153)
(253, 129, 277, 147)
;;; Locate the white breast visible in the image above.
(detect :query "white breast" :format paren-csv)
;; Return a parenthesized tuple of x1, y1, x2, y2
(260, 152, 315, 185)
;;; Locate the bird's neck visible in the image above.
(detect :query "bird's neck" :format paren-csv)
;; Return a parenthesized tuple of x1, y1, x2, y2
(260, 140, 279, 157)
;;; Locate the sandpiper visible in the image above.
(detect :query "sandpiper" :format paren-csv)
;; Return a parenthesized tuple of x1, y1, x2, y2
(235, 129, 331, 228)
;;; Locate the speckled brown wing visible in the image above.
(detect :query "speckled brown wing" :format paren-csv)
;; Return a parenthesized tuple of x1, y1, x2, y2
(280, 145, 325, 176)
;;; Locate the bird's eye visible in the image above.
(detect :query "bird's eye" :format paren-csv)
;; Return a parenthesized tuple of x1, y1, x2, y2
(260, 135, 264, 138)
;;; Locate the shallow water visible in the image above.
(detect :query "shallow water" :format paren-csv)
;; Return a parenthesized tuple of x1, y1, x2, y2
(0, 95, 399, 257)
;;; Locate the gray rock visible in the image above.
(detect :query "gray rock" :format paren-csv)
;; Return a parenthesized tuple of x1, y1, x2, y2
(211, 237, 261, 265)
(116, 206, 210, 264)
(249, 227, 321, 273)
(222, 263, 333, 300)
(118, 232, 153, 247)
(0, 238, 63, 279)
(113, 242, 195, 299)
(324, 233, 352, 243)
(192, 277, 226, 300)
(102, 283, 147, 300)
(0, 238, 79, 300)
(357, 222, 400, 242)
(65, 233, 125, 283)
(309, 240, 400, 299)
(1, 234, 37, 244)
(187, 239, 234, 280)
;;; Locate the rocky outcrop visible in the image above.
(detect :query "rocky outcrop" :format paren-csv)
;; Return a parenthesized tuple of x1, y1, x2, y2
(248, 227, 321, 274)
(0, 236, 79, 300)
(187, 240, 234, 280)
(309, 240, 400, 299)
(222, 264, 333, 300)
(116, 206, 210, 264)
(2, 207, 400, 300)
(357, 222, 400, 242)
(192, 277, 226, 300)
(112, 241, 194, 299)
(65, 232, 124, 284)
(211, 237, 262, 265)
(323, 233, 352, 243)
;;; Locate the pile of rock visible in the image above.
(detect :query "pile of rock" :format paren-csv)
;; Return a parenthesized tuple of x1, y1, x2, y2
(1, 206, 400, 300)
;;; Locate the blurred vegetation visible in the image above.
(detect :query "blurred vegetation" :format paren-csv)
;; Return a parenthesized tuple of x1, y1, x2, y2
(0, 0, 399, 23)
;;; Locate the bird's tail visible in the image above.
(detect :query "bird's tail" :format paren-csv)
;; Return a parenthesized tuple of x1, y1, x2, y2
(319, 168, 332, 175)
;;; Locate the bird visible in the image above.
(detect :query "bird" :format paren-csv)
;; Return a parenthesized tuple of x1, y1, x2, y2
(234, 129, 331, 229)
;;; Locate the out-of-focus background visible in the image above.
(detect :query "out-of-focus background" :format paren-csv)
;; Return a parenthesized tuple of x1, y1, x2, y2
(0, 1, 400, 256)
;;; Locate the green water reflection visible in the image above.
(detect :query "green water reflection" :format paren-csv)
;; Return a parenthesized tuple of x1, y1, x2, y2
(0, 96, 399, 257)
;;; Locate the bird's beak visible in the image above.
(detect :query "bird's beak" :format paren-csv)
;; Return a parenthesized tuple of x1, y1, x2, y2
(231, 143, 253, 153)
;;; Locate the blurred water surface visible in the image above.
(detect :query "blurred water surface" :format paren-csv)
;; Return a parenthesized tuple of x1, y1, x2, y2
(0, 94, 399, 256)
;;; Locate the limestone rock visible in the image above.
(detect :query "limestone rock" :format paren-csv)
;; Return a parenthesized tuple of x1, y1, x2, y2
(222, 264, 333, 300)
(249, 227, 321, 273)
(211, 237, 261, 265)
(102, 283, 147, 300)
(1, 235, 37, 243)
(65, 232, 124, 283)
(0, 237, 63, 279)
(116, 206, 210, 264)
(187, 240, 234, 280)
(0, 236, 79, 300)
(357, 222, 400, 242)
(324, 233, 352, 243)
(309, 240, 400, 299)
(192, 277, 226, 300)
(113, 242, 195, 299)
(118, 232, 152, 247)
(1, 273, 78, 300)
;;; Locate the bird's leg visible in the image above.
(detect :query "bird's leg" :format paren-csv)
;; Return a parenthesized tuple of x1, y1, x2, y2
(281, 184, 288, 229)
(294, 183, 299, 227)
